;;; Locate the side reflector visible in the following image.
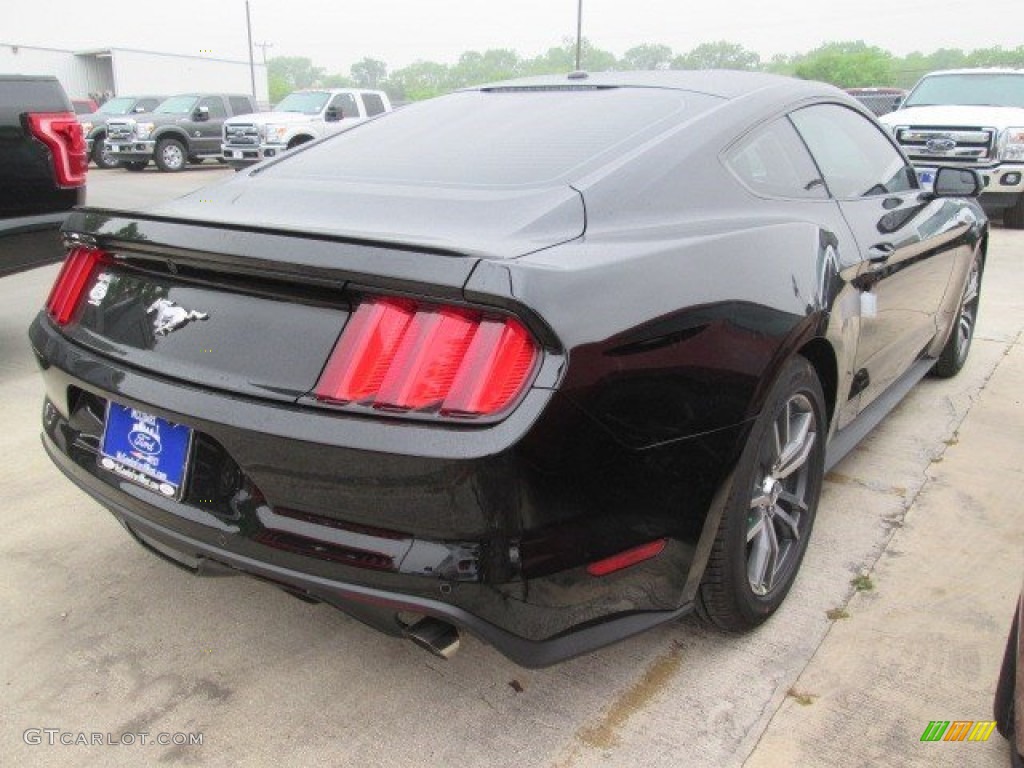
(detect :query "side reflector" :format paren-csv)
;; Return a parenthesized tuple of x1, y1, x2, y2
(45, 247, 107, 325)
(26, 112, 88, 188)
(586, 539, 668, 577)
(315, 296, 539, 419)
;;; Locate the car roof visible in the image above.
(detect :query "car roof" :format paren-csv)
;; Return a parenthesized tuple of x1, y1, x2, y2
(468, 69, 844, 101)
(921, 68, 1024, 76)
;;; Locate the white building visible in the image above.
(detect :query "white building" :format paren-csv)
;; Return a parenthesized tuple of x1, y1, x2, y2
(0, 43, 268, 105)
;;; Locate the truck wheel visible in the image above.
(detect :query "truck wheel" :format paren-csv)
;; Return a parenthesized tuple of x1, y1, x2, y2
(154, 138, 187, 172)
(697, 356, 825, 632)
(91, 136, 120, 169)
(122, 161, 148, 172)
(1004, 193, 1024, 229)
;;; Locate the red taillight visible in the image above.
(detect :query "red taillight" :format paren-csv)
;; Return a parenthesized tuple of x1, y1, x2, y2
(45, 247, 107, 325)
(586, 539, 668, 577)
(315, 296, 540, 419)
(26, 112, 88, 188)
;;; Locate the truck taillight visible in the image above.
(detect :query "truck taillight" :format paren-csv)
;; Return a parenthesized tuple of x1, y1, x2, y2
(315, 296, 539, 419)
(45, 247, 108, 325)
(26, 112, 88, 187)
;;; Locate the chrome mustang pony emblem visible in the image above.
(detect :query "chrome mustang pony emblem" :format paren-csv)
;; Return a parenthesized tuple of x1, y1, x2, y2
(146, 298, 209, 336)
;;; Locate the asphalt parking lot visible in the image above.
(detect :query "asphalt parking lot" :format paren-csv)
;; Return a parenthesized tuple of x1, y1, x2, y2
(2, 168, 1022, 767)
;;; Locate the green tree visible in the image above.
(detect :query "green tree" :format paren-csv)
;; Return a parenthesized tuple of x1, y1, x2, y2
(321, 73, 355, 89)
(351, 57, 388, 89)
(523, 38, 618, 75)
(268, 56, 325, 94)
(388, 60, 452, 101)
(674, 41, 761, 71)
(621, 44, 674, 71)
(794, 41, 894, 87)
(449, 49, 522, 88)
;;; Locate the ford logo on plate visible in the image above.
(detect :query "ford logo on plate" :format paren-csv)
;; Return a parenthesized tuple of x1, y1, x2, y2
(926, 137, 957, 153)
(129, 427, 162, 455)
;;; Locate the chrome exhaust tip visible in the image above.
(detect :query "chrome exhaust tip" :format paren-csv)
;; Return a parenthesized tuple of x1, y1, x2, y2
(405, 616, 461, 660)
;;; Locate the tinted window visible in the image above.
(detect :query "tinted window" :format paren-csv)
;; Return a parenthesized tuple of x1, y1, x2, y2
(328, 93, 359, 118)
(199, 97, 227, 119)
(273, 88, 719, 188)
(362, 93, 386, 116)
(726, 118, 826, 199)
(790, 104, 916, 198)
(229, 97, 253, 115)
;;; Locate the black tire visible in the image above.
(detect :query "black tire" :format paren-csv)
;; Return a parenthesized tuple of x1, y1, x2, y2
(995, 610, 1018, 739)
(91, 136, 120, 169)
(698, 355, 826, 632)
(122, 161, 148, 172)
(288, 136, 312, 150)
(932, 248, 982, 378)
(1004, 194, 1024, 230)
(154, 137, 187, 172)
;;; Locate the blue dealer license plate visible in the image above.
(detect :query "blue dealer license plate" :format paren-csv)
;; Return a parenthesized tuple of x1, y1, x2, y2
(99, 403, 192, 499)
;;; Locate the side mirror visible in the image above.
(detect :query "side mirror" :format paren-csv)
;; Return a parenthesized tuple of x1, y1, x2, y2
(932, 167, 982, 198)
(193, 105, 210, 121)
(325, 106, 342, 122)
(892, 96, 904, 111)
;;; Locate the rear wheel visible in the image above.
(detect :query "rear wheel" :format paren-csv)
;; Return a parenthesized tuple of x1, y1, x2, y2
(91, 136, 120, 169)
(932, 249, 982, 378)
(1004, 194, 1024, 230)
(154, 138, 187, 172)
(122, 160, 148, 172)
(698, 356, 826, 631)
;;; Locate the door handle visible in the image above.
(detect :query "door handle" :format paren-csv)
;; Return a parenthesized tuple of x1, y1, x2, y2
(867, 243, 895, 265)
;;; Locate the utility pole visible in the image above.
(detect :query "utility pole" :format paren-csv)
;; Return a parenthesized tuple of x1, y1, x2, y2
(575, 0, 583, 70)
(255, 41, 273, 68)
(245, 1, 256, 102)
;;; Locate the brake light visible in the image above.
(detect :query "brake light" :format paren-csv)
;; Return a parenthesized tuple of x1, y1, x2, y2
(586, 539, 668, 577)
(26, 112, 88, 187)
(45, 247, 108, 325)
(315, 296, 539, 419)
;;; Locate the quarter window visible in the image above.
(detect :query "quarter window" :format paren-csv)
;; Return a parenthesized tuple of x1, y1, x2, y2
(790, 104, 916, 199)
(726, 118, 827, 199)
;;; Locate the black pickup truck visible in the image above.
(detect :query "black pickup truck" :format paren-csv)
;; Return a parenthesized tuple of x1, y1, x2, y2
(0, 75, 87, 276)
(78, 95, 165, 169)
(105, 93, 257, 172)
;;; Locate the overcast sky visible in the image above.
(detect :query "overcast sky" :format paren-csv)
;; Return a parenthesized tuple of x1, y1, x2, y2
(5, 0, 1020, 74)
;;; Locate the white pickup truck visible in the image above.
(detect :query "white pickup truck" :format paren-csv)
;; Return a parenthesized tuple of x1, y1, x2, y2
(880, 68, 1024, 228)
(222, 88, 392, 169)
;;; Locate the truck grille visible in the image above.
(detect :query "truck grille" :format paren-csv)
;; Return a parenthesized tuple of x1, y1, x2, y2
(894, 126, 996, 165)
(106, 122, 135, 141)
(224, 123, 259, 147)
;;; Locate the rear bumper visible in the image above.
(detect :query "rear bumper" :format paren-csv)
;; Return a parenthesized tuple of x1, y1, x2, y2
(29, 314, 734, 665)
(42, 430, 691, 668)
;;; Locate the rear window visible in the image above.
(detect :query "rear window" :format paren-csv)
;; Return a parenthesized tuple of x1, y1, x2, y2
(270, 87, 719, 188)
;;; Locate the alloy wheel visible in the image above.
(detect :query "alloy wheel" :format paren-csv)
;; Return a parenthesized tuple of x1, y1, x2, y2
(746, 393, 817, 596)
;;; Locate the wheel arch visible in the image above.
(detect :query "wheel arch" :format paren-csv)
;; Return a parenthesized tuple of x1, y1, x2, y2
(287, 134, 315, 149)
(797, 337, 838, 429)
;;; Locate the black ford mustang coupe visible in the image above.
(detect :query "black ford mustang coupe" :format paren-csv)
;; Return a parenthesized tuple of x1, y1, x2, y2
(30, 71, 987, 667)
